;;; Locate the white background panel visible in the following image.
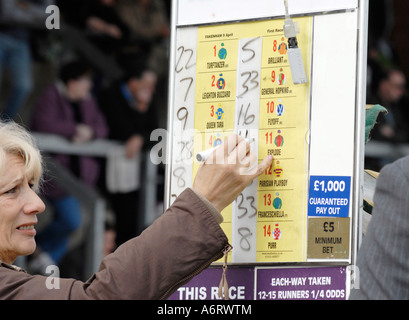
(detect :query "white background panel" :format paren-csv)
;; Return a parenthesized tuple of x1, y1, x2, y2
(309, 11, 358, 177)
(177, 0, 358, 26)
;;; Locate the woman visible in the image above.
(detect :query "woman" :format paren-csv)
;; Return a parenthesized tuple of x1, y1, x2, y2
(0, 120, 272, 299)
(0, 121, 44, 265)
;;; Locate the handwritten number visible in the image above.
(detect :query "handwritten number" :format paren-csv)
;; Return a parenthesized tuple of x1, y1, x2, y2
(173, 167, 186, 188)
(237, 71, 259, 98)
(176, 107, 188, 130)
(237, 194, 247, 219)
(238, 72, 251, 98)
(234, 37, 262, 256)
(247, 196, 257, 218)
(238, 194, 257, 219)
(241, 38, 259, 63)
(238, 227, 252, 251)
(180, 77, 193, 102)
(176, 139, 193, 163)
(237, 103, 255, 126)
(175, 46, 195, 73)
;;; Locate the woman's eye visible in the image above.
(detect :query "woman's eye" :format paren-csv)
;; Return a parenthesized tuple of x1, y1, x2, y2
(5, 187, 17, 194)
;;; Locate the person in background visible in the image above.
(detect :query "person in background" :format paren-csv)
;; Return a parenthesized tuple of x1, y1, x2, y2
(365, 67, 409, 171)
(29, 60, 108, 273)
(0, 0, 54, 120)
(368, 68, 408, 143)
(99, 68, 157, 246)
(79, 0, 129, 57)
(115, 0, 169, 76)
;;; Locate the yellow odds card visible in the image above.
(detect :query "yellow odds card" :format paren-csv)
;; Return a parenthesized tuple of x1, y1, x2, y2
(193, 16, 312, 263)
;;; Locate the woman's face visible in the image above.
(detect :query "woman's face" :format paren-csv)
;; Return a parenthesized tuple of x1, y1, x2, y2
(0, 154, 45, 264)
(66, 75, 92, 102)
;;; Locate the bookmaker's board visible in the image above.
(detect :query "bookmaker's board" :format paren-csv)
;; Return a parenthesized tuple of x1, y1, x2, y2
(165, 0, 368, 273)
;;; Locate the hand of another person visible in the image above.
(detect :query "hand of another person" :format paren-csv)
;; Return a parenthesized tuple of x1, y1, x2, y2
(125, 134, 144, 159)
(72, 124, 94, 143)
(86, 17, 107, 33)
(193, 134, 273, 212)
(105, 24, 122, 39)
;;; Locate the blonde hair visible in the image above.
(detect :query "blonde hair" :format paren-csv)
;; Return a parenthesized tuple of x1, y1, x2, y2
(0, 120, 43, 191)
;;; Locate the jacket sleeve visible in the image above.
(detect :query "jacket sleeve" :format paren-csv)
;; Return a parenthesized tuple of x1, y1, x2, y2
(349, 157, 409, 299)
(85, 97, 109, 140)
(0, 188, 229, 300)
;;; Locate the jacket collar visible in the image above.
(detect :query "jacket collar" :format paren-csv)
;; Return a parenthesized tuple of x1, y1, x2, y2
(0, 259, 26, 273)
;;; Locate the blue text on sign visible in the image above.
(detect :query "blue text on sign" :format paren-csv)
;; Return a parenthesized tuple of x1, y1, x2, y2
(308, 176, 351, 217)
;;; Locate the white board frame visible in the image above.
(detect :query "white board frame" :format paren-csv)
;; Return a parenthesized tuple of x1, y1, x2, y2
(165, 0, 368, 266)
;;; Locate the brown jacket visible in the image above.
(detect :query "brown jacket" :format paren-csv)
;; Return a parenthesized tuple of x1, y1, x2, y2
(0, 188, 229, 299)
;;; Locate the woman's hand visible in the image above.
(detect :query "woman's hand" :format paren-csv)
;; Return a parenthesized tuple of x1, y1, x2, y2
(193, 134, 273, 212)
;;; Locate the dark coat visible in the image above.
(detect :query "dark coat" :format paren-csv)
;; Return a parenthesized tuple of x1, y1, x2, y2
(31, 83, 108, 199)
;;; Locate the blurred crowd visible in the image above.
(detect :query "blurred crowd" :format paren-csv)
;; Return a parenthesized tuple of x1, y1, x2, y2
(365, 1, 409, 171)
(0, 0, 169, 279)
